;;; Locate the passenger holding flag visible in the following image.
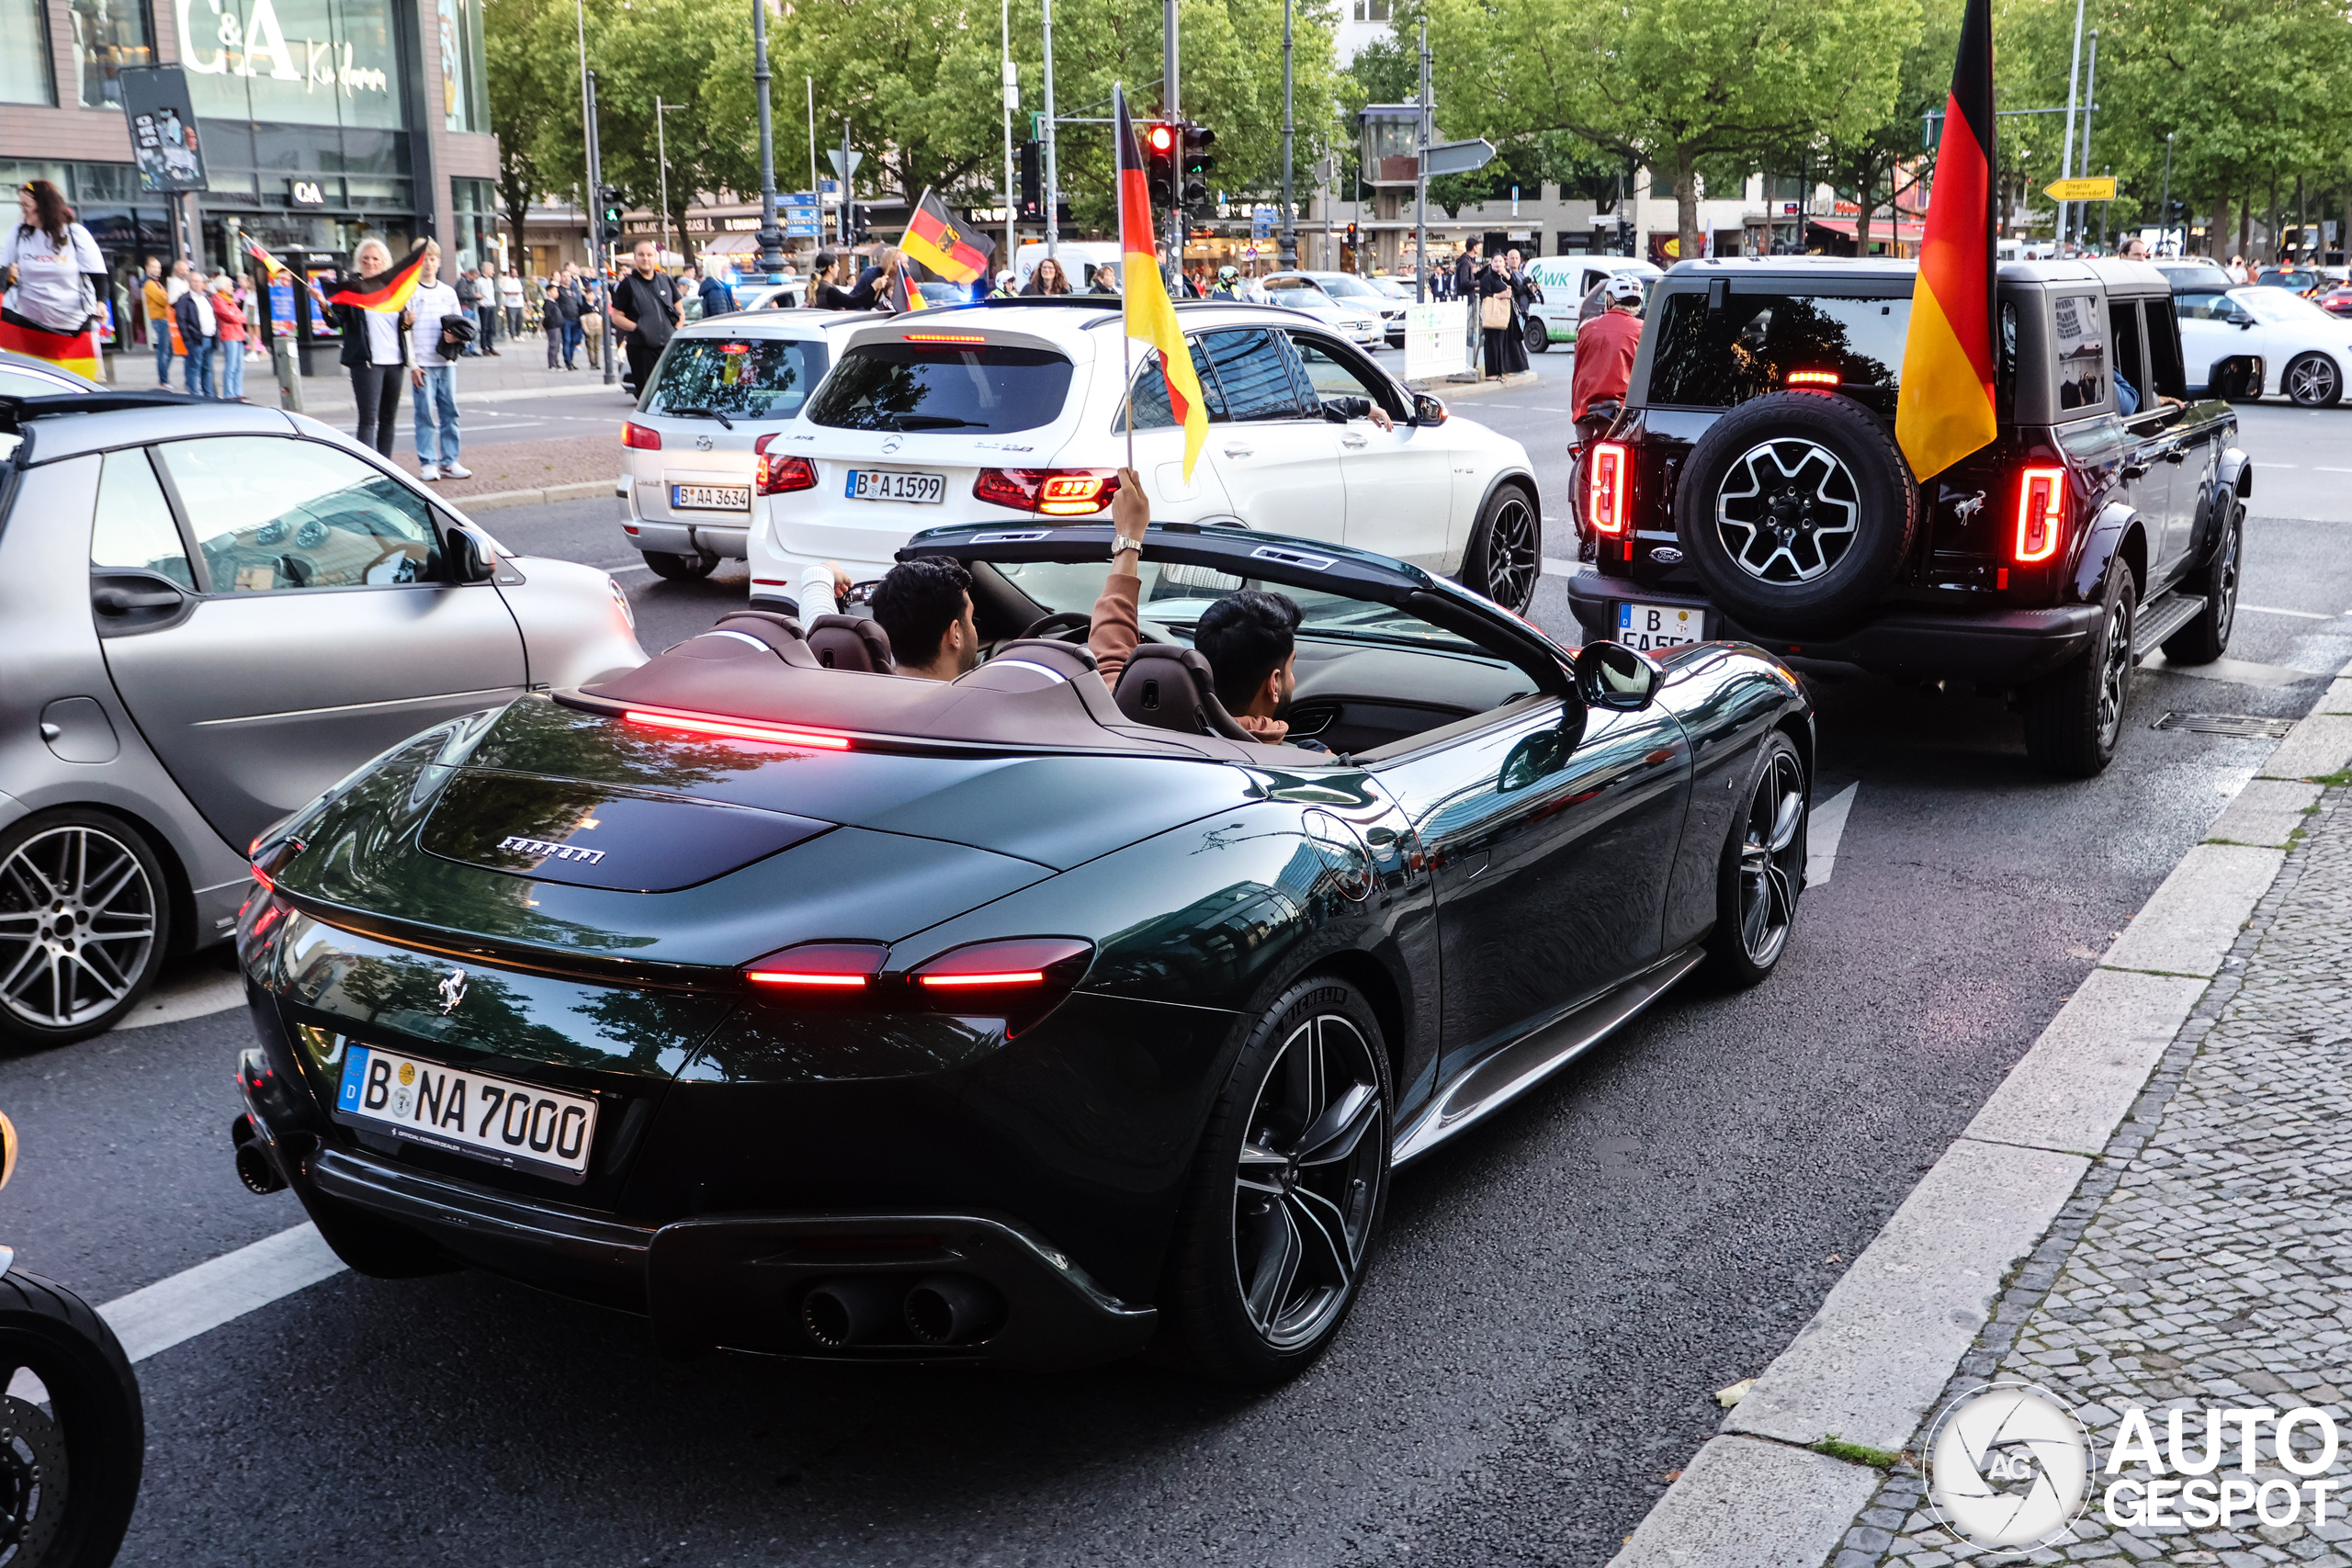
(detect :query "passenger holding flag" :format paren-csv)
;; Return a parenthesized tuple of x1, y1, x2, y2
(0, 180, 107, 382)
(327, 238, 425, 456)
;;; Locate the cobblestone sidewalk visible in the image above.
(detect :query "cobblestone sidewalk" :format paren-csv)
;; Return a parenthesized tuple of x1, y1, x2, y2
(1840, 785, 2352, 1566)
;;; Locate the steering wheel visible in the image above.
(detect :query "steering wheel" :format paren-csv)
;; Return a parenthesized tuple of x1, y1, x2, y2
(1015, 610, 1092, 642)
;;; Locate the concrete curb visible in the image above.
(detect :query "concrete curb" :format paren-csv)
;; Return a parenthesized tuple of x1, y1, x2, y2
(1404, 368, 1543, 398)
(1607, 651, 2352, 1567)
(272, 378, 631, 418)
(449, 480, 615, 514)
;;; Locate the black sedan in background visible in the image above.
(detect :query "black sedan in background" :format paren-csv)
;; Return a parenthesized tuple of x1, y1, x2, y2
(231, 522, 1813, 1384)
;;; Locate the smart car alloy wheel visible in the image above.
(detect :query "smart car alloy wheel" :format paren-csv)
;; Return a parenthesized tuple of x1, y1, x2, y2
(0, 817, 164, 1044)
(1715, 439, 1862, 583)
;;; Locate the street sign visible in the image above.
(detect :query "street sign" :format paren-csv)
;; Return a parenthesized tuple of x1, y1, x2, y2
(827, 150, 865, 179)
(2045, 176, 2117, 202)
(1420, 139, 1496, 179)
(1251, 205, 1277, 238)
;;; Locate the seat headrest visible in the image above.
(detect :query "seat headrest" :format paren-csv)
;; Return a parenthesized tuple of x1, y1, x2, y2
(957, 637, 1099, 694)
(1112, 644, 1255, 742)
(707, 611, 820, 667)
(807, 613, 894, 672)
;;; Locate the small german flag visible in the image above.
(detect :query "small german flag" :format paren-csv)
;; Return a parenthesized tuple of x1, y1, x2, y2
(326, 242, 429, 314)
(243, 232, 288, 283)
(1894, 0, 1997, 481)
(901, 188, 994, 285)
(0, 309, 100, 380)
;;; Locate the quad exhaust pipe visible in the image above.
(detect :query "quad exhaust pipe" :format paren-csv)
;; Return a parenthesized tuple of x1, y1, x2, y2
(799, 1274, 1006, 1348)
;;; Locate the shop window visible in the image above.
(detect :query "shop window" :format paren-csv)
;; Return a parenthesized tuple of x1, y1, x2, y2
(181, 0, 408, 132)
(438, 0, 486, 131)
(450, 176, 496, 273)
(69, 0, 154, 108)
(0, 0, 58, 104)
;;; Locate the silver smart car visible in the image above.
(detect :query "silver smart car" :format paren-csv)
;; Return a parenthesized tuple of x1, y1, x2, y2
(0, 391, 645, 1047)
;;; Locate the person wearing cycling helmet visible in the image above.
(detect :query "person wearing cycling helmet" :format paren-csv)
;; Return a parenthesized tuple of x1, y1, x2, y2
(1211, 265, 1242, 301)
(1571, 272, 1645, 423)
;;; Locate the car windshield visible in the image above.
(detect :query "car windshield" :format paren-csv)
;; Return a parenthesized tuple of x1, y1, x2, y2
(803, 342, 1074, 433)
(1263, 279, 1336, 308)
(644, 335, 827, 419)
(984, 558, 1484, 654)
(1310, 276, 1380, 300)
(2237, 288, 2327, 324)
(1645, 290, 1909, 404)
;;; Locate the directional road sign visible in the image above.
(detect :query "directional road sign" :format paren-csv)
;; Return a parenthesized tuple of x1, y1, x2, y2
(2044, 176, 2117, 202)
(1421, 139, 1497, 179)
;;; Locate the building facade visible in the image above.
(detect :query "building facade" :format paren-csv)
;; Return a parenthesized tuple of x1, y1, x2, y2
(0, 0, 500, 329)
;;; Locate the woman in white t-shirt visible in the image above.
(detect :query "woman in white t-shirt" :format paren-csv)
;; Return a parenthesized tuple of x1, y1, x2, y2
(332, 237, 415, 456)
(0, 180, 106, 343)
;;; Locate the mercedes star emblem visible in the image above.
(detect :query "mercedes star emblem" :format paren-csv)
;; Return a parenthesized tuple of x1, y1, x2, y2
(881, 435, 903, 455)
(437, 967, 469, 1013)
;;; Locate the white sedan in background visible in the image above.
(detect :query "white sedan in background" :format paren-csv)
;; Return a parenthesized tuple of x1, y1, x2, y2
(1253, 276, 1388, 349)
(2177, 284, 2352, 407)
(743, 298, 1544, 612)
(1263, 270, 1411, 345)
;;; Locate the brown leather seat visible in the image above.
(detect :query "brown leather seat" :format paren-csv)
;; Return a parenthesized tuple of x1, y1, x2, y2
(807, 613, 894, 672)
(1111, 644, 1255, 741)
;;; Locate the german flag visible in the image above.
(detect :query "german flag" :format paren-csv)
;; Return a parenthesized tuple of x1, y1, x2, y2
(1114, 84, 1207, 481)
(325, 242, 428, 313)
(0, 309, 100, 380)
(243, 232, 288, 283)
(1895, 0, 1997, 481)
(901, 188, 993, 284)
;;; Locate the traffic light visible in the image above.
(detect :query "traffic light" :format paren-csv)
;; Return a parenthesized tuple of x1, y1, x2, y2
(1018, 140, 1042, 221)
(1144, 121, 1178, 208)
(1346, 221, 1359, 249)
(595, 184, 623, 244)
(1181, 124, 1215, 209)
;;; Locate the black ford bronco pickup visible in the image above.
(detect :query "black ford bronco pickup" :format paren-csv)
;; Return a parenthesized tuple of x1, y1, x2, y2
(1566, 257, 2251, 775)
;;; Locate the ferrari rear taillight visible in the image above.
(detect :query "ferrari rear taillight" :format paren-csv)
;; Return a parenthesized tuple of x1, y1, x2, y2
(744, 942, 888, 989)
(2014, 466, 2067, 564)
(622, 422, 662, 450)
(740, 936, 1094, 1033)
(757, 455, 817, 495)
(974, 468, 1120, 516)
(1587, 442, 1629, 536)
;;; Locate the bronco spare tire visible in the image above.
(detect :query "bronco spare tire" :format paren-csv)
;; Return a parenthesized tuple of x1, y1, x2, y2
(1674, 390, 1917, 635)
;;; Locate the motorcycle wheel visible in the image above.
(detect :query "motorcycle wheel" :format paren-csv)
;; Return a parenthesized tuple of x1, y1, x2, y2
(0, 1269, 142, 1568)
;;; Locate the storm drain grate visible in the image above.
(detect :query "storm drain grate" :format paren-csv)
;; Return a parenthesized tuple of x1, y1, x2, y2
(2154, 712, 2297, 739)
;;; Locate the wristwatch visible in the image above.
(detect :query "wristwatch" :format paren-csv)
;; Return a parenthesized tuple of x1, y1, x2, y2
(1112, 536, 1144, 557)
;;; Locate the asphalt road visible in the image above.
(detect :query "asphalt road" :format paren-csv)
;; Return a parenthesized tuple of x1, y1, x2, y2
(15, 353, 2352, 1567)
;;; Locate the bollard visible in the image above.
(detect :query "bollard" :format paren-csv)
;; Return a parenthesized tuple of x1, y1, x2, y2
(276, 335, 304, 414)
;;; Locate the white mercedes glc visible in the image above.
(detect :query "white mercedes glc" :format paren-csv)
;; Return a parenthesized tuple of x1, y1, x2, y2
(743, 298, 1544, 611)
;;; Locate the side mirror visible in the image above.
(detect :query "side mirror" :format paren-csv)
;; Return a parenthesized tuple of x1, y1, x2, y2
(446, 525, 498, 583)
(1413, 392, 1448, 425)
(1575, 639, 1663, 711)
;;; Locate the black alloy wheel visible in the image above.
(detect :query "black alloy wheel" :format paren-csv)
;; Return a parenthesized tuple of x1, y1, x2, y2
(1704, 734, 1806, 987)
(1464, 484, 1540, 613)
(2162, 501, 2242, 666)
(2023, 565, 2137, 777)
(640, 549, 718, 581)
(0, 812, 167, 1048)
(1166, 976, 1391, 1384)
(0, 1269, 144, 1568)
(2286, 352, 2343, 408)
(1714, 437, 1862, 584)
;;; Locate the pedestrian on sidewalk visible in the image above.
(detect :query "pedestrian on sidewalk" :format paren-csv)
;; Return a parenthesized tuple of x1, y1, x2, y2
(407, 244, 472, 482)
(556, 265, 584, 368)
(452, 264, 483, 355)
(334, 236, 413, 456)
(209, 274, 247, 400)
(581, 271, 605, 369)
(471, 265, 501, 355)
(174, 267, 216, 398)
(141, 257, 172, 387)
(609, 239, 679, 394)
(695, 261, 734, 320)
(500, 265, 525, 338)
(541, 280, 565, 367)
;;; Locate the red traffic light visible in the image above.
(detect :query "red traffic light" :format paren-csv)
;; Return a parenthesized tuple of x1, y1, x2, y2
(1147, 125, 1175, 152)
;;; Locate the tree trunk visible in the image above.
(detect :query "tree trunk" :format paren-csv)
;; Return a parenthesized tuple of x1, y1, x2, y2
(1856, 156, 1874, 257)
(1675, 153, 1701, 262)
(2210, 191, 2228, 260)
(2239, 188, 2252, 261)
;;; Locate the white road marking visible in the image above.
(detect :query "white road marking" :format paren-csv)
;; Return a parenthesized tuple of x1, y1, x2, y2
(608, 562, 653, 575)
(2239, 604, 2335, 620)
(1806, 783, 1860, 889)
(1542, 556, 1580, 578)
(2141, 652, 2319, 688)
(2315, 466, 2352, 473)
(95, 1224, 346, 1363)
(110, 967, 243, 1031)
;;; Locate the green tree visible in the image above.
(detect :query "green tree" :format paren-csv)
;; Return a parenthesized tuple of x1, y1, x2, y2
(1421, 0, 1921, 257)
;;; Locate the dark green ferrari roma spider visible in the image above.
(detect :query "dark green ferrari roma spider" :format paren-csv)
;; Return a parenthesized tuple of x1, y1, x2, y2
(231, 519, 1813, 1384)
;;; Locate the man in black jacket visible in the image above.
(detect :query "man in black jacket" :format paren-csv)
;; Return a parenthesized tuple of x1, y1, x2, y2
(608, 240, 679, 393)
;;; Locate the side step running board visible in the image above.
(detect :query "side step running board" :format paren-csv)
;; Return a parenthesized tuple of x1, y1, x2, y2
(1391, 945, 1705, 1167)
(2133, 591, 2208, 660)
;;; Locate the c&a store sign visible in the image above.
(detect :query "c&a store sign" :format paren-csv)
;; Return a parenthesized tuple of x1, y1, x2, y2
(175, 0, 402, 128)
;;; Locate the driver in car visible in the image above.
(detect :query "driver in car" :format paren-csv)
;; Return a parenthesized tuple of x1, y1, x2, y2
(868, 557, 984, 682)
(1088, 468, 1307, 746)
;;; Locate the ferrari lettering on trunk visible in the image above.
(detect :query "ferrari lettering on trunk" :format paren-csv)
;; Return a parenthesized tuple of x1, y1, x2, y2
(498, 835, 606, 865)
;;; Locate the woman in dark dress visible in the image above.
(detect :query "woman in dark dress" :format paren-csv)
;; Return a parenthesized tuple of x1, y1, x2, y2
(1478, 257, 1529, 378)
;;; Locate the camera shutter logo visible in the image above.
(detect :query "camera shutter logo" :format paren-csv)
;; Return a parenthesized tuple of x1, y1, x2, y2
(1924, 1382, 2096, 1551)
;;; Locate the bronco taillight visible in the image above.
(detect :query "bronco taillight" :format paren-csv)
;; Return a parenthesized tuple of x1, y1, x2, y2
(1587, 442, 1629, 536)
(2014, 466, 2067, 563)
(974, 468, 1120, 516)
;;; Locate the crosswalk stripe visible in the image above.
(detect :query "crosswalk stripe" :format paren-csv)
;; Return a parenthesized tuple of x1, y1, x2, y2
(1807, 783, 1860, 889)
(94, 1223, 346, 1363)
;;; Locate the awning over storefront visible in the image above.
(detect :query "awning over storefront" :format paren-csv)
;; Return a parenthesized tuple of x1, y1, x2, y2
(1808, 217, 1928, 244)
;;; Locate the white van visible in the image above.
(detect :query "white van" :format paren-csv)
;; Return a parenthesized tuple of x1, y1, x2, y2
(1521, 256, 1662, 352)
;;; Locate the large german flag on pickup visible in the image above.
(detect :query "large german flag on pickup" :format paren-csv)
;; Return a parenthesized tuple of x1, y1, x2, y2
(900, 189, 994, 285)
(1895, 0, 1997, 480)
(325, 242, 429, 313)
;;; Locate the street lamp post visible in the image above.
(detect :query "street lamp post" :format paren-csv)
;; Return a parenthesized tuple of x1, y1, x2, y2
(2159, 131, 2174, 255)
(1414, 19, 1429, 304)
(1041, 0, 1058, 261)
(752, 0, 786, 278)
(2079, 30, 2099, 254)
(2058, 0, 2086, 253)
(1279, 0, 1295, 272)
(654, 96, 677, 262)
